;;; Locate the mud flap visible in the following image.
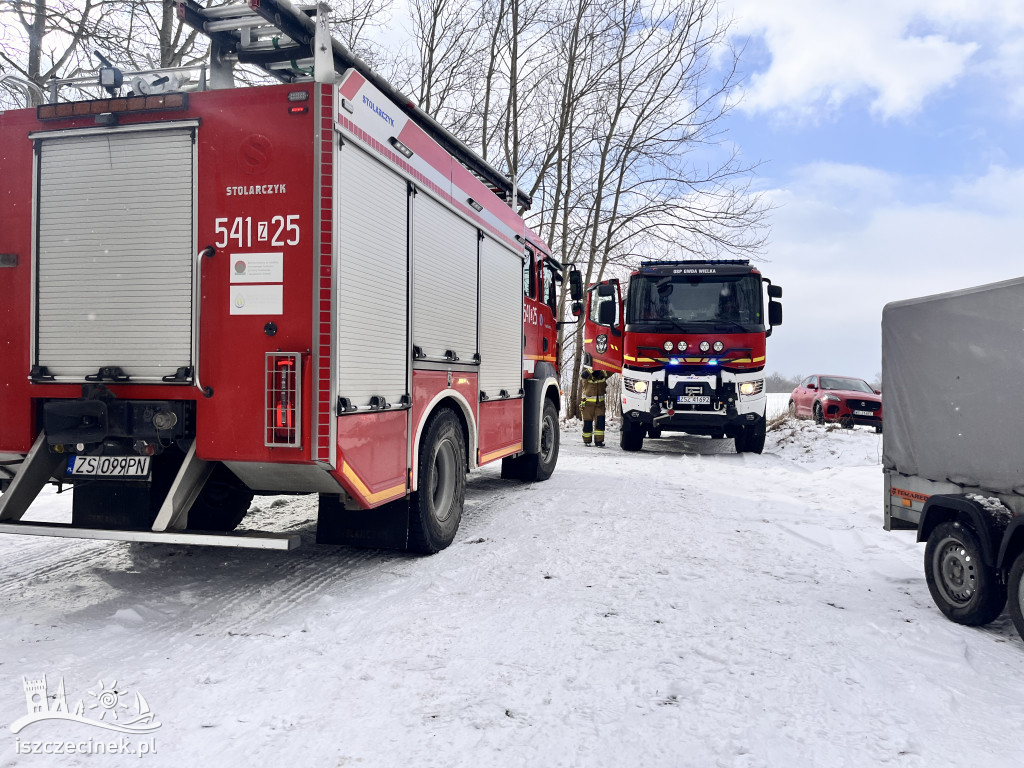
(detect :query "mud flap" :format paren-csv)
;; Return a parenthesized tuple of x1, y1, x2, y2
(317, 494, 410, 550)
(73, 480, 157, 530)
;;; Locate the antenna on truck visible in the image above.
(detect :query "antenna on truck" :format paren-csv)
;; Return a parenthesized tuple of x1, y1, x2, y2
(174, 0, 531, 210)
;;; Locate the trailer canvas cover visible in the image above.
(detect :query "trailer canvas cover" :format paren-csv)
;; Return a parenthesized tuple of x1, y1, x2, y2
(882, 275, 1024, 495)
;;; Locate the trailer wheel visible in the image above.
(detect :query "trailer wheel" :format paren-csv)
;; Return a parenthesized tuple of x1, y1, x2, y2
(1008, 553, 1024, 641)
(186, 463, 254, 532)
(409, 409, 466, 554)
(813, 402, 825, 425)
(620, 420, 644, 452)
(924, 521, 1006, 625)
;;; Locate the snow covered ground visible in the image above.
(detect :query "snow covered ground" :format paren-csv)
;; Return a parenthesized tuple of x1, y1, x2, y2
(2, 396, 1023, 766)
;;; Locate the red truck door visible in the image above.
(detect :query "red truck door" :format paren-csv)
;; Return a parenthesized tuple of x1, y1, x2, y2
(583, 280, 624, 373)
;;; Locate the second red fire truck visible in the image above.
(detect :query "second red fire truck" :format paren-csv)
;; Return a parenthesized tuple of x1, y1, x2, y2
(0, 0, 580, 552)
(583, 260, 782, 453)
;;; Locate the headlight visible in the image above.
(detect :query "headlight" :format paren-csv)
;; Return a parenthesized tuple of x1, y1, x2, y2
(739, 380, 764, 397)
(699, 341, 710, 352)
(663, 341, 674, 352)
(623, 377, 648, 394)
(676, 341, 687, 352)
(712, 341, 724, 352)
(822, 393, 841, 402)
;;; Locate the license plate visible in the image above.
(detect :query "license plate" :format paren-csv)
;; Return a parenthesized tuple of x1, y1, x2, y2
(68, 455, 151, 477)
(677, 396, 711, 405)
(853, 410, 873, 417)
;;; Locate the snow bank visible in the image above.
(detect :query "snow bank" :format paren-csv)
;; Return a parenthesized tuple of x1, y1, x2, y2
(0, 419, 1020, 767)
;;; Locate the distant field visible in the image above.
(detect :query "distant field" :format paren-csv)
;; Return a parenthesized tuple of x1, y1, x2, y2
(767, 392, 790, 420)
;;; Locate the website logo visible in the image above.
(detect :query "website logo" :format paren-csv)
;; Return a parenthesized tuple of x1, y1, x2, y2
(11, 675, 161, 735)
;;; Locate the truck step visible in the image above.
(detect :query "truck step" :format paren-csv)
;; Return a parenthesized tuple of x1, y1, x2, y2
(0, 521, 300, 550)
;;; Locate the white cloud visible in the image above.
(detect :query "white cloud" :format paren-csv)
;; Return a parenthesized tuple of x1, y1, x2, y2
(761, 163, 1024, 377)
(726, 0, 1015, 121)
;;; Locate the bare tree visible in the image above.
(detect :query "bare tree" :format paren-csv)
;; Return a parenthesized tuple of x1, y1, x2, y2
(0, 0, 119, 106)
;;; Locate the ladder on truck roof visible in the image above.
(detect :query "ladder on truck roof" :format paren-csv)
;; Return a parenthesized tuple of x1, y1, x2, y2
(174, 0, 531, 209)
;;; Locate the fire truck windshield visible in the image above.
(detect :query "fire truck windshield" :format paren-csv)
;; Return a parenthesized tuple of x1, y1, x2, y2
(626, 273, 764, 331)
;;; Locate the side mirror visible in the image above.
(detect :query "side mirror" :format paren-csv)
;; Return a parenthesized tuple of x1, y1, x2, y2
(875, 389, 882, 395)
(768, 300, 782, 327)
(568, 268, 583, 302)
(571, 301, 582, 318)
(597, 283, 616, 297)
(807, 383, 817, 391)
(597, 300, 616, 326)
(767, 284, 782, 299)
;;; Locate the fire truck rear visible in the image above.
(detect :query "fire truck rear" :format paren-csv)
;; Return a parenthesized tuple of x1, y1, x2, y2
(583, 260, 782, 453)
(0, 0, 579, 552)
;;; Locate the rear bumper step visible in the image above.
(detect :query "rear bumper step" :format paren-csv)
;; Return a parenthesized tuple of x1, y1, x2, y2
(0, 522, 300, 550)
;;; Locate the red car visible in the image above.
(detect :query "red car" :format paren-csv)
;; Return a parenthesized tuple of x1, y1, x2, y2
(789, 375, 882, 432)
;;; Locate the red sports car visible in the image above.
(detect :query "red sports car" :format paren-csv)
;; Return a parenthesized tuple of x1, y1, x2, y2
(789, 375, 882, 432)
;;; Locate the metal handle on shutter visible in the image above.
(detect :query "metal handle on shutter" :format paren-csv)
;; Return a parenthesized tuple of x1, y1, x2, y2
(193, 246, 215, 398)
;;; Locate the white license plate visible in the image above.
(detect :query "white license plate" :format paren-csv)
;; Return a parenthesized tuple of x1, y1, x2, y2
(68, 455, 151, 477)
(677, 396, 711, 405)
(853, 410, 874, 417)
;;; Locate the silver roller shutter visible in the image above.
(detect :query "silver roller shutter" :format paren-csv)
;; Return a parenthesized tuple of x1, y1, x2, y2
(36, 128, 195, 381)
(336, 142, 409, 407)
(479, 236, 523, 397)
(412, 193, 478, 361)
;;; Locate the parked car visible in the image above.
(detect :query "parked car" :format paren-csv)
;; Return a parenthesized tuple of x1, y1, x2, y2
(789, 375, 882, 432)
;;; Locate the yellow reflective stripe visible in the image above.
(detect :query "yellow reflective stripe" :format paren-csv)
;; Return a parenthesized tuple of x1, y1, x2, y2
(479, 443, 522, 464)
(341, 461, 406, 505)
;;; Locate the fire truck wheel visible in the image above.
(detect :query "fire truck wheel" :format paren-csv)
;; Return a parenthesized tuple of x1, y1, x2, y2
(526, 399, 561, 481)
(1007, 553, 1024, 641)
(734, 418, 766, 454)
(620, 421, 644, 452)
(187, 463, 254, 532)
(409, 409, 466, 554)
(924, 521, 1006, 625)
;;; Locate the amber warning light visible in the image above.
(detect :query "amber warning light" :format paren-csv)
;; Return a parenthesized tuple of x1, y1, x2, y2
(37, 93, 188, 120)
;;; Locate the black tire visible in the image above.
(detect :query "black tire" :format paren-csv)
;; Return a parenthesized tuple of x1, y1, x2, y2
(620, 420, 644, 452)
(924, 521, 1006, 625)
(502, 399, 560, 481)
(1007, 553, 1024, 641)
(787, 400, 796, 418)
(408, 409, 466, 554)
(647, 426, 662, 439)
(735, 418, 766, 454)
(813, 402, 825, 425)
(187, 463, 254, 532)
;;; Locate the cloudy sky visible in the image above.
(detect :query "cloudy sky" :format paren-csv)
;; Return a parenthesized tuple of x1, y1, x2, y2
(725, 0, 1024, 380)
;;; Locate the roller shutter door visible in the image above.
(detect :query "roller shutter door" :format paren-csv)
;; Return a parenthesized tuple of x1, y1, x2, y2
(336, 143, 409, 407)
(479, 236, 523, 397)
(412, 193, 478, 361)
(36, 128, 194, 381)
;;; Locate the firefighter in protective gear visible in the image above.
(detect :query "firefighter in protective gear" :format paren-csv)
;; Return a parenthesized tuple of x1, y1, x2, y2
(580, 367, 608, 447)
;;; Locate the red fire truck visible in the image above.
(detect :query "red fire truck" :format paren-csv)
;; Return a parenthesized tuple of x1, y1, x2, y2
(0, 0, 580, 552)
(583, 260, 782, 453)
